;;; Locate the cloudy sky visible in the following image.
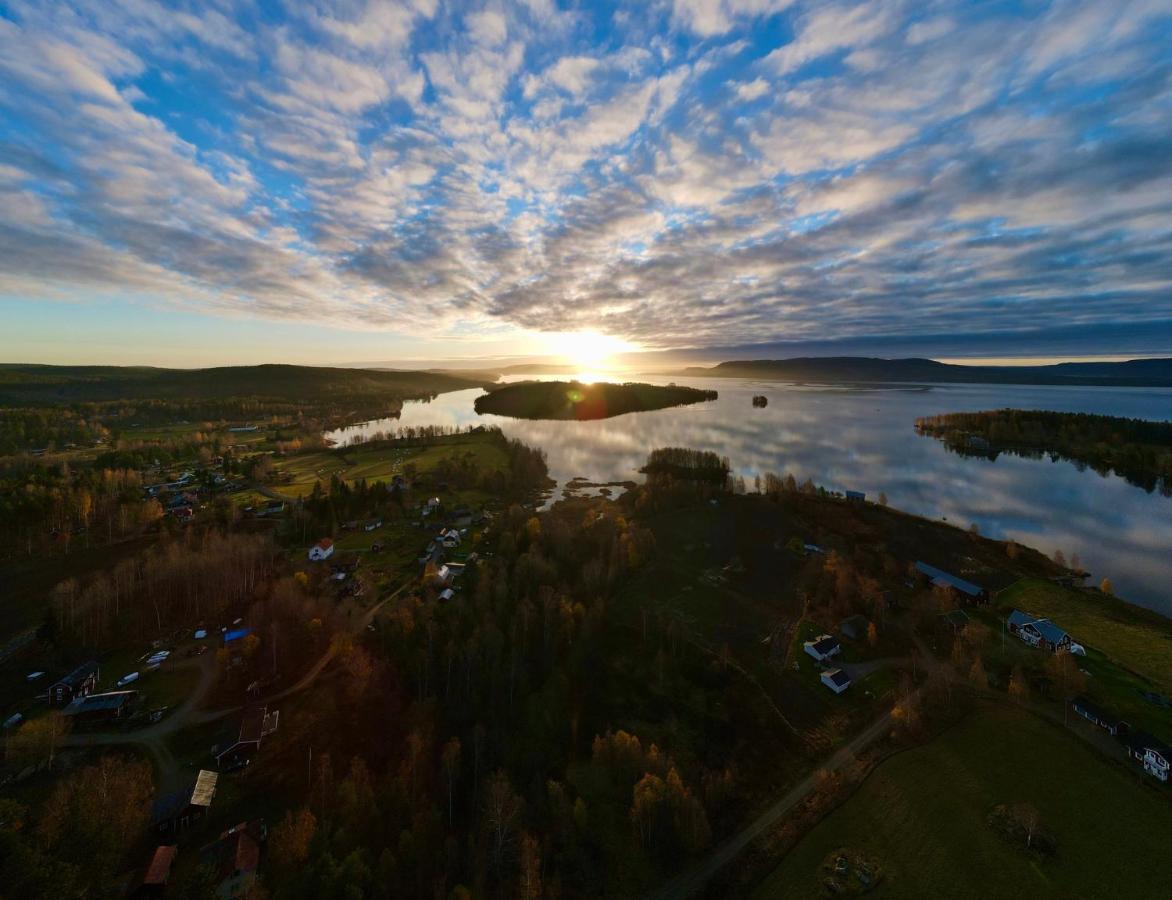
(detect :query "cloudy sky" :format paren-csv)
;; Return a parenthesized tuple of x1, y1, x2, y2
(1, 0, 1171, 367)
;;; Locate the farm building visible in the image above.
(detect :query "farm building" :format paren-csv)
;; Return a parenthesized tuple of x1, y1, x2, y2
(803, 634, 842, 663)
(61, 690, 137, 724)
(1070, 697, 1128, 736)
(308, 538, 335, 561)
(49, 660, 99, 706)
(214, 706, 279, 768)
(152, 769, 218, 835)
(140, 845, 178, 895)
(1119, 732, 1171, 782)
(1007, 609, 1073, 653)
(201, 820, 266, 900)
(844, 490, 866, 502)
(915, 561, 987, 603)
(821, 668, 852, 694)
(840, 615, 870, 641)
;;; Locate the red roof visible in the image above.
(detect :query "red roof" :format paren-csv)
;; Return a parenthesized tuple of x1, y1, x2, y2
(144, 845, 178, 885)
(316, 538, 334, 549)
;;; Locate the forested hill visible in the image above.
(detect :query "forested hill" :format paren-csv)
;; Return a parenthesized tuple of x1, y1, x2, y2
(0, 364, 492, 404)
(916, 409, 1172, 495)
(679, 357, 1172, 387)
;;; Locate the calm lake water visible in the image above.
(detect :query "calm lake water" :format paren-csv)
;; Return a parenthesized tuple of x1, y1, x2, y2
(326, 376, 1172, 616)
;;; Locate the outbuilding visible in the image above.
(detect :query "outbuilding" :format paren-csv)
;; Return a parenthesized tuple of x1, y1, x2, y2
(821, 668, 852, 694)
(803, 634, 842, 663)
(308, 538, 335, 561)
(49, 660, 99, 706)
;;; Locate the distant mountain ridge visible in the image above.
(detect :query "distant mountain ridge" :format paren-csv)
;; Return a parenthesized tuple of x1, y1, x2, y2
(0, 363, 492, 404)
(679, 357, 1172, 387)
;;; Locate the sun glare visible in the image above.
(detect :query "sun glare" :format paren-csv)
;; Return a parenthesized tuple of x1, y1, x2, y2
(547, 330, 634, 374)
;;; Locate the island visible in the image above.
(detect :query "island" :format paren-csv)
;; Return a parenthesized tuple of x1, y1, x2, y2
(915, 409, 1172, 494)
(473, 380, 718, 420)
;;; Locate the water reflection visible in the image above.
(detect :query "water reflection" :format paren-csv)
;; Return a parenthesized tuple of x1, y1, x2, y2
(326, 376, 1172, 615)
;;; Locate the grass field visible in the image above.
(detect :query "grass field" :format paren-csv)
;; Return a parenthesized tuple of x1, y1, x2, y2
(997, 579, 1172, 688)
(753, 704, 1172, 899)
(274, 433, 509, 498)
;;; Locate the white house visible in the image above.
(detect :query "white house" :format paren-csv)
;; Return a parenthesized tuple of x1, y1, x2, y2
(1007, 609, 1072, 653)
(1122, 732, 1171, 782)
(308, 538, 335, 561)
(821, 668, 851, 694)
(803, 634, 842, 663)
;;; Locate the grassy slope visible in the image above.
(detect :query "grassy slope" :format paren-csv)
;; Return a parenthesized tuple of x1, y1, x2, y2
(997, 580, 1172, 689)
(753, 704, 1172, 899)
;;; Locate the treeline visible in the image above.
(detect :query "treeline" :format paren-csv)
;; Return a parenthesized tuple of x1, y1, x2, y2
(640, 447, 731, 486)
(45, 531, 278, 650)
(916, 409, 1172, 494)
(255, 495, 758, 897)
(0, 462, 163, 553)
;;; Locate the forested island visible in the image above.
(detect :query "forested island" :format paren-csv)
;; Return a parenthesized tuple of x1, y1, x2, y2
(473, 380, 717, 420)
(916, 409, 1172, 494)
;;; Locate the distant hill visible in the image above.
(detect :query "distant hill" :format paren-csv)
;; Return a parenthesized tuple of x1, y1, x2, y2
(679, 357, 1172, 387)
(0, 363, 492, 405)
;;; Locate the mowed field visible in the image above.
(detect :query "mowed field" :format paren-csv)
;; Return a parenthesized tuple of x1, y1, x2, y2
(997, 579, 1172, 688)
(753, 703, 1172, 899)
(274, 435, 509, 498)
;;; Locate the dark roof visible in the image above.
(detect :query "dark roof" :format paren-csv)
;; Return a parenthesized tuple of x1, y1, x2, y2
(1120, 731, 1172, 756)
(62, 690, 135, 715)
(143, 845, 178, 886)
(1072, 695, 1125, 726)
(54, 660, 98, 689)
(809, 635, 840, 655)
(840, 614, 869, 636)
(202, 820, 264, 881)
(824, 668, 851, 687)
(916, 561, 984, 597)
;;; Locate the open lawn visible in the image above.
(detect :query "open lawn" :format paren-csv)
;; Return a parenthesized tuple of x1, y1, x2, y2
(273, 432, 509, 498)
(753, 703, 1172, 899)
(997, 579, 1172, 688)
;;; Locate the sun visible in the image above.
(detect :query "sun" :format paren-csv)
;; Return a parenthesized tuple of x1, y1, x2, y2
(547, 330, 634, 373)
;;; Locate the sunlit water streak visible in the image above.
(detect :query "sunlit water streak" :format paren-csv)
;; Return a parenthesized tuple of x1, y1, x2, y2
(326, 376, 1172, 615)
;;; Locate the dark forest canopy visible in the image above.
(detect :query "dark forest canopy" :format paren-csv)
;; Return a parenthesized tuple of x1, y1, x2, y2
(916, 409, 1172, 495)
(679, 357, 1172, 387)
(640, 447, 731, 485)
(0, 363, 491, 406)
(473, 381, 717, 421)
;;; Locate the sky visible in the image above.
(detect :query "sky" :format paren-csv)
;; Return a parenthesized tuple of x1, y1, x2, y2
(1, 0, 1171, 368)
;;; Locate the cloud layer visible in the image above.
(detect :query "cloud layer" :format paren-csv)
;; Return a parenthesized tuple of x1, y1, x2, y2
(1, 0, 1170, 352)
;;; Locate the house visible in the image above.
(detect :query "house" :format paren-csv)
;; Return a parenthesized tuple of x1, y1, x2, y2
(201, 820, 266, 900)
(844, 490, 866, 502)
(839, 615, 870, 641)
(821, 668, 851, 694)
(152, 769, 218, 835)
(1120, 732, 1171, 782)
(308, 538, 335, 561)
(140, 845, 178, 896)
(1070, 696, 1129, 736)
(1007, 610, 1073, 653)
(171, 506, 194, 522)
(62, 690, 137, 724)
(803, 634, 842, 663)
(915, 561, 987, 603)
(438, 588, 455, 602)
(939, 609, 971, 633)
(214, 707, 279, 768)
(49, 660, 99, 706)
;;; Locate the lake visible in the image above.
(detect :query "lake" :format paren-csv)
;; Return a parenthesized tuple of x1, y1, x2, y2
(326, 376, 1172, 616)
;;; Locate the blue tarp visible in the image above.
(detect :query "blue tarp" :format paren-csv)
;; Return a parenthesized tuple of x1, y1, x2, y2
(223, 627, 252, 644)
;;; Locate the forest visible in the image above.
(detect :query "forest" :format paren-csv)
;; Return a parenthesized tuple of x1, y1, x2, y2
(473, 381, 718, 420)
(915, 409, 1172, 494)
